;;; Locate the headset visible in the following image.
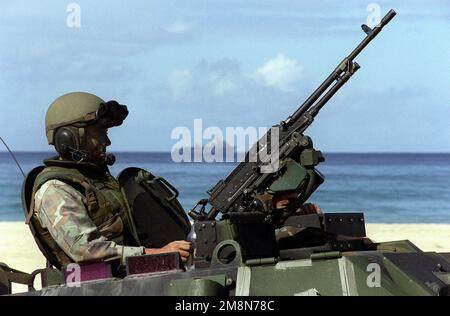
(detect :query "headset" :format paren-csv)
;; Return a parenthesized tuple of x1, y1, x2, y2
(54, 126, 116, 165)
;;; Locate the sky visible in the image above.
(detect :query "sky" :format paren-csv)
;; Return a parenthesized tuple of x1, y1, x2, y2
(0, 0, 449, 152)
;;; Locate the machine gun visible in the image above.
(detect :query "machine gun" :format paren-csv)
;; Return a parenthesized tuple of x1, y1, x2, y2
(187, 10, 397, 268)
(190, 10, 397, 225)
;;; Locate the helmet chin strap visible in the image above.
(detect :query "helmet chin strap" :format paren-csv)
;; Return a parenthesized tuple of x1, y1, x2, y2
(66, 146, 115, 166)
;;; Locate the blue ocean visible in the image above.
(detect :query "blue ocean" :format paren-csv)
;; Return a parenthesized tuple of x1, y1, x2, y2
(1, 152, 450, 223)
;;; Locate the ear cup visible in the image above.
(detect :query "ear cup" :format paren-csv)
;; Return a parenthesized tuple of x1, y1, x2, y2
(54, 127, 80, 155)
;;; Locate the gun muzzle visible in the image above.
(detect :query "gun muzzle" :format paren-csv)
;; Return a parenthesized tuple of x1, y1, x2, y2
(380, 9, 397, 27)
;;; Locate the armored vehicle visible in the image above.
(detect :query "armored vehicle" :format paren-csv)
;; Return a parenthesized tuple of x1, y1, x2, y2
(2, 9, 450, 296)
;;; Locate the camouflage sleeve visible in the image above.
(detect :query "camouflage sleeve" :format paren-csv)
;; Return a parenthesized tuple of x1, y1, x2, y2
(34, 179, 144, 264)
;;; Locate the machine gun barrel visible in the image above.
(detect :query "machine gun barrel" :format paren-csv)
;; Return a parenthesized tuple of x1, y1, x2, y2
(286, 9, 396, 127)
(348, 9, 396, 61)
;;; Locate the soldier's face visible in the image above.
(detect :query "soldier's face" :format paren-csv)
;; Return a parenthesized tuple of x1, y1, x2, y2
(84, 124, 111, 161)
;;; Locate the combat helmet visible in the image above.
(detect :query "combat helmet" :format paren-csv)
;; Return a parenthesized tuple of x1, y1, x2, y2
(45, 92, 128, 159)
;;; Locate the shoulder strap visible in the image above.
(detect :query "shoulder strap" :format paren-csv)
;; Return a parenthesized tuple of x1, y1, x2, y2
(27, 166, 103, 224)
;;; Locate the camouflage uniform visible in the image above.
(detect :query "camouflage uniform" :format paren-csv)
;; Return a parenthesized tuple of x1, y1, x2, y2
(34, 179, 144, 264)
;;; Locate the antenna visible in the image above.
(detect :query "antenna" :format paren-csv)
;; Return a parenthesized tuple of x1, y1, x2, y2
(0, 136, 26, 178)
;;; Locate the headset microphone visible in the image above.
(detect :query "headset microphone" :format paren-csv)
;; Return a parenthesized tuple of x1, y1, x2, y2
(105, 154, 116, 166)
(67, 147, 90, 163)
(64, 146, 115, 166)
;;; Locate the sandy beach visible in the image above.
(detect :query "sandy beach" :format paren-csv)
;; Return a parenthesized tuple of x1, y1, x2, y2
(0, 221, 449, 293)
(1, 221, 449, 273)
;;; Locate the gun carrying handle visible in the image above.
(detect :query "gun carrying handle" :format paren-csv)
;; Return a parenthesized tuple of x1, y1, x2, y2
(148, 176, 179, 202)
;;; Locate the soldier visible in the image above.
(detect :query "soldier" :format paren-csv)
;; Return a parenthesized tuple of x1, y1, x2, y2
(29, 92, 192, 268)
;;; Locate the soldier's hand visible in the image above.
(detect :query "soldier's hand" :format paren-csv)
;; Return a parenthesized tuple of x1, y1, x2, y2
(299, 203, 322, 215)
(145, 240, 192, 262)
(161, 240, 193, 262)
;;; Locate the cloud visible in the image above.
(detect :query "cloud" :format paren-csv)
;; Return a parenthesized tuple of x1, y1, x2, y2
(154, 0, 450, 39)
(1, 0, 448, 152)
(1, 0, 447, 86)
(254, 54, 304, 92)
(169, 55, 305, 99)
(159, 55, 450, 153)
(153, 56, 313, 137)
(122, 57, 304, 151)
(0, 1, 197, 85)
(168, 59, 244, 101)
